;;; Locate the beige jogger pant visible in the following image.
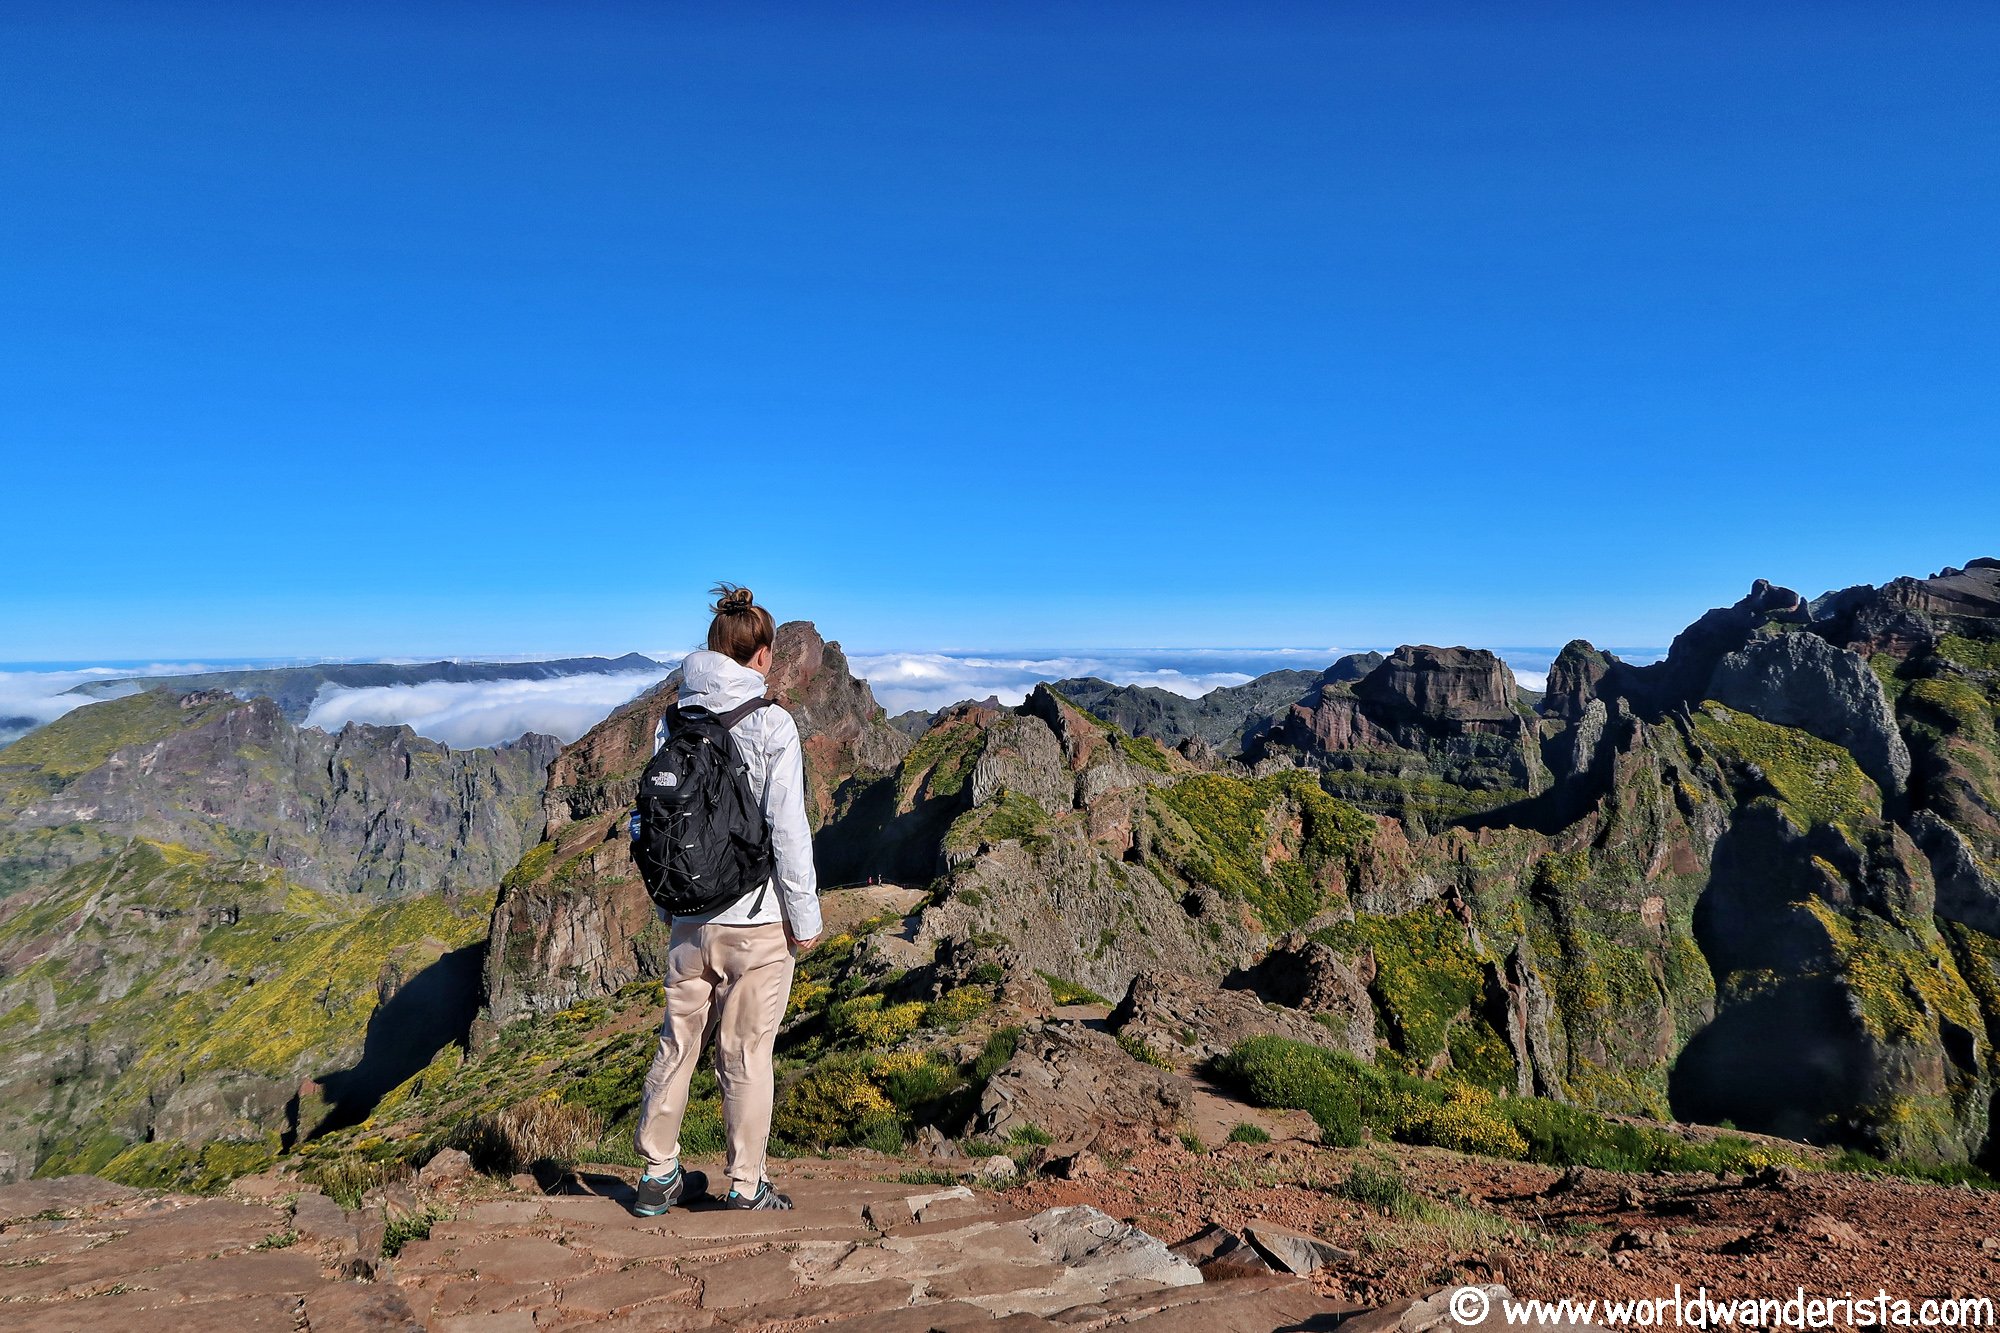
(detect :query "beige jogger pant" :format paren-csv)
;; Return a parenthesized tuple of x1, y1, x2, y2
(633, 919, 795, 1197)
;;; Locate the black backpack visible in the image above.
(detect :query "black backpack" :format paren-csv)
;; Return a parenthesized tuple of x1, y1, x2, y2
(630, 696, 776, 919)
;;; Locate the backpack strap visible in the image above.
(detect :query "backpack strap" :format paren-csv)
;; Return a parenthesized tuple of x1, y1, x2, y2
(715, 696, 775, 729)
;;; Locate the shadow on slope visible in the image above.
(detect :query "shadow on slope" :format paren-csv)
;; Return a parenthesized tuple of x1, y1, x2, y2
(310, 942, 486, 1138)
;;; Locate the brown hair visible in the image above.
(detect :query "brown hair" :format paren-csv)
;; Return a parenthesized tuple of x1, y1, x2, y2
(707, 583, 776, 666)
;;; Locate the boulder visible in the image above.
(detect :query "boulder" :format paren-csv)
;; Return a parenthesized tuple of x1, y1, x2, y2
(1225, 934, 1377, 1061)
(1707, 630, 1911, 796)
(970, 1021, 1192, 1150)
(1111, 968, 1356, 1069)
(1242, 1221, 1357, 1274)
(1168, 1224, 1277, 1279)
(974, 1154, 1019, 1184)
(416, 1147, 474, 1188)
(1023, 1205, 1203, 1288)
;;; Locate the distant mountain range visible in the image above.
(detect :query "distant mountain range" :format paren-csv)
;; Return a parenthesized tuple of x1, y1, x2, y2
(62, 653, 666, 722)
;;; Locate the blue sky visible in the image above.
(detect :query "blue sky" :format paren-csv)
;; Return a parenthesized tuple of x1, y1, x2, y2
(3, 1, 1995, 662)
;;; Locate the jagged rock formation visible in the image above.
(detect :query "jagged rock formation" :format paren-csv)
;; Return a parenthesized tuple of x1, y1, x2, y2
(1223, 933, 1378, 1062)
(1049, 666, 1355, 757)
(1108, 968, 1367, 1069)
(971, 1020, 1193, 1149)
(22, 553, 2000, 1190)
(478, 622, 910, 1034)
(1259, 646, 1548, 830)
(0, 687, 556, 900)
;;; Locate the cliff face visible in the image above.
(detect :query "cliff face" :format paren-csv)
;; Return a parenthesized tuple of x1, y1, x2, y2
(478, 623, 910, 1034)
(0, 688, 556, 1180)
(0, 687, 557, 900)
(0, 842, 493, 1184)
(1261, 646, 1549, 831)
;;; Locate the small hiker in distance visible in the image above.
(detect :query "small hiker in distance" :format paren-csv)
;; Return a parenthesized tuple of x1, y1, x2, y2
(626, 584, 821, 1214)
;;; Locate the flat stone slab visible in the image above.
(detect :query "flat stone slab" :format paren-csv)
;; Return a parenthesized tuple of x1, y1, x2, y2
(925, 1261, 1069, 1300)
(697, 1249, 796, 1308)
(304, 1280, 427, 1332)
(129, 1250, 325, 1303)
(0, 1174, 139, 1222)
(410, 1277, 561, 1323)
(417, 1235, 595, 1283)
(96, 1197, 287, 1260)
(4, 1292, 301, 1333)
(658, 1208, 871, 1240)
(558, 1266, 695, 1315)
(1100, 1282, 1348, 1332)
(712, 1276, 917, 1325)
(565, 1226, 686, 1261)
(432, 1314, 540, 1333)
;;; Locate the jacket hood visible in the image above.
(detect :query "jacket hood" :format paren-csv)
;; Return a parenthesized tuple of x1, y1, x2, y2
(678, 649, 770, 713)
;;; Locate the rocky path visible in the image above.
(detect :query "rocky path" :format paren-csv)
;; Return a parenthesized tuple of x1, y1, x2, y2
(0, 1163, 1365, 1332)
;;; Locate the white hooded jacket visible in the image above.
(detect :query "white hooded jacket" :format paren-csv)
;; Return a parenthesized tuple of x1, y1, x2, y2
(653, 650, 821, 938)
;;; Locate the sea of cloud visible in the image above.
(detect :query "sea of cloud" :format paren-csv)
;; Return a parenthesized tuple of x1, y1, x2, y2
(843, 648, 1345, 717)
(842, 646, 1673, 716)
(0, 646, 1666, 754)
(0, 664, 243, 747)
(302, 668, 673, 749)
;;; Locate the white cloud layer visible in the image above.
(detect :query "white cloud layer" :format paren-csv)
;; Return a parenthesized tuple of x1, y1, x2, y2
(0, 646, 1666, 756)
(304, 669, 671, 749)
(845, 649, 1353, 717)
(0, 664, 238, 747)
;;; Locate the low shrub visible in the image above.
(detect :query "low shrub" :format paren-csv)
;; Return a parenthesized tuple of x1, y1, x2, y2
(969, 1027, 1021, 1081)
(773, 1063, 896, 1149)
(1341, 1160, 1429, 1218)
(382, 1202, 453, 1257)
(1227, 1123, 1271, 1145)
(303, 1158, 410, 1209)
(1218, 1036, 1793, 1175)
(1215, 1037, 1363, 1145)
(457, 1095, 606, 1173)
(927, 986, 992, 1025)
(1038, 972, 1112, 1006)
(1829, 1149, 1999, 1189)
(1118, 1032, 1176, 1070)
(830, 995, 927, 1046)
(874, 1051, 965, 1116)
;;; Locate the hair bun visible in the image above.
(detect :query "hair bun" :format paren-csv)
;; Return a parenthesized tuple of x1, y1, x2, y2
(709, 582, 756, 616)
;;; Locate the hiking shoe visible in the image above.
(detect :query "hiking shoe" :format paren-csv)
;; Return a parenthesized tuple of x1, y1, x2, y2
(724, 1182, 793, 1210)
(631, 1166, 708, 1217)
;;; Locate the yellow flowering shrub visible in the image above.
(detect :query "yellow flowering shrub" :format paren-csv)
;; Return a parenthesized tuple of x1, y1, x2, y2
(773, 1066, 895, 1148)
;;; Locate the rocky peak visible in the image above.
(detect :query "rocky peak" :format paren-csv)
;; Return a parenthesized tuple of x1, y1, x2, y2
(1706, 630, 1911, 798)
(1541, 640, 1619, 724)
(1324, 651, 1386, 684)
(1351, 646, 1521, 728)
